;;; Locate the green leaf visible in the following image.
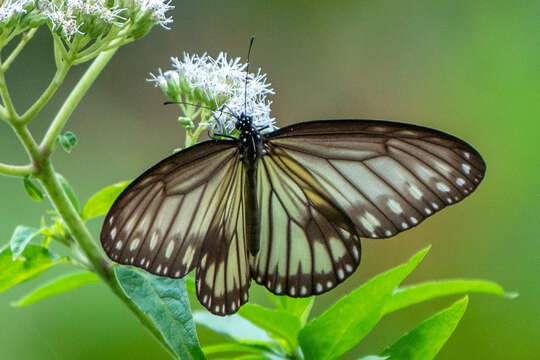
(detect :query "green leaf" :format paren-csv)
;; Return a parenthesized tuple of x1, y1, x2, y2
(381, 296, 469, 360)
(193, 311, 272, 343)
(239, 304, 302, 350)
(82, 181, 130, 221)
(10, 225, 43, 260)
(56, 173, 80, 212)
(115, 267, 205, 360)
(299, 246, 430, 360)
(202, 343, 269, 356)
(0, 245, 68, 293)
(384, 279, 515, 315)
(270, 293, 314, 325)
(358, 356, 388, 360)
(23, 176, 44, 201)
(58, 131, 77, 153)
(12, 271, 100, 307)
(185, 276, 196, 294)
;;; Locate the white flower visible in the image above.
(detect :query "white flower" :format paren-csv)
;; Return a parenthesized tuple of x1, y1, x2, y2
(139, 0, 173, 29)
(0, 0, 33, 24)
(150, 52, 276, 133)
(34, 0, 172, 38)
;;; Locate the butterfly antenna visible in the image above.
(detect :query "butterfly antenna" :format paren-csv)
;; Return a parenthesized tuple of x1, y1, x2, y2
(244, 36, 255, 114)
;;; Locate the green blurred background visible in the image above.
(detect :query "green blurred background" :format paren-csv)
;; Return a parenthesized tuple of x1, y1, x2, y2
(1, 1, 539, 358)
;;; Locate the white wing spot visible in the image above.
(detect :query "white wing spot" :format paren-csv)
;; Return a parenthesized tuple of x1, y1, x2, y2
(436, 182, 451, 192)
(110, 227, 117, 240)
(130, 257, 134, 263)
(214, 305, 220, 313)
(165, 240, 175, 259)
(300, 286, 308, 296)
(257, 276, 262, 282)
(456, 178, 466, 186)
(316, 283, 323, 293)
(410, 217, 418, 225)
(432, 202, 439, 210)
(156, 264, 162, 273)
(231, 302, 237, 312)
(446, 197, 453, 203)
(360, 216, 375, 233)
(203, 295, 208, 303)
(109, 217, 114, 225)
(345, 264, 353, 273)
(290, 287, 296, 296)
(337, 268, 345, 280)
(140, 258, 146, 265)
(464, 152, 471, 159)
(352, 245, 359, 260)
(149, 231, 159, 250)
(174, 271, 180, 277)
(385, 230, 392, 236)
(129, 238, 140, 252)
(243, 293, 248, 301)
(425, 207, 432, 215)
(387, 199, 403, 214)
(275, 284, 282, 293)
(408, 184, 423, 200)
(462, 163, 471, 174)
(326, 281, 333, 289)
(115, 240, 122, 250)
(401, 222, 408, 229)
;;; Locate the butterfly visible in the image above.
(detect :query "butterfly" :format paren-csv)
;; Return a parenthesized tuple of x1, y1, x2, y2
(100, 114, 485, 316)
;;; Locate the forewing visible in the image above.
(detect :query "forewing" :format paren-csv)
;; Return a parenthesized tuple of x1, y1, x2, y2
(101, 140, 239, 280)
(250, 148, 362, 297)
(267, 119, 486, 238)
(195, 159, 251, 315)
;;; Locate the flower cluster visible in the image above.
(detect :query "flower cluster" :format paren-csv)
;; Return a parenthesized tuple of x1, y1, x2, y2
(149, 52, 276, 133)
(0, 0, 174, 39)
(0, 0, 33, 24)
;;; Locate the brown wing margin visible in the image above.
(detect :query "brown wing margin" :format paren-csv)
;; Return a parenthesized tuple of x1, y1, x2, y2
(100, 140, 239, 281)
(265, 119, 486, 239)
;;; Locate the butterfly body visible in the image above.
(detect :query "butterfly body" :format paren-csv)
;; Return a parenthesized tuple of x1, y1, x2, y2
(235, 113, 264, 255)
(101, 118, 486, 315)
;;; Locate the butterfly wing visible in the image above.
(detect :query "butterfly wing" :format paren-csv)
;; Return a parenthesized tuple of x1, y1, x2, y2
(195, 158, 251, 315)
(101, 140, 250, 315)
(265, 119, 486, 239)
(250, 146, 362, 297)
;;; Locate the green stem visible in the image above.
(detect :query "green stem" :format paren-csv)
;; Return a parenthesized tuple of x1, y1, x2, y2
(20, 64, 71, 125)
(1, 28, 38, 72)
(36, 159, 177, 358)
(0, 66, 19, 120)
(40, 48, 117, 155)
(0, 162, 35, 177)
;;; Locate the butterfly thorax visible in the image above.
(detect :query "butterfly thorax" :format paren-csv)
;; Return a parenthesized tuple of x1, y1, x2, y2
(236, 113, 265, 163)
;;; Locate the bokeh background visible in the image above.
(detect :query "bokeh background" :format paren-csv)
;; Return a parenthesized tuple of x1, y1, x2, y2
(1, 1, 538, 359)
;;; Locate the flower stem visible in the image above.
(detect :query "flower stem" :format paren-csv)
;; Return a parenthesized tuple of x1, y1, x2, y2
(1, 28, 38, 72)
(20, 64, 71, 125)
(0, 162, 35, 177)
(40, 48, 117, 155)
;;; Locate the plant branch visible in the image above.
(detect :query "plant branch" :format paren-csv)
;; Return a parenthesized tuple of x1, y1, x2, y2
(40, 48, 117, 155)
(36, 159, 177, 358)
(0, 67, 19, 120)
(0, 162, 35, 177)
(1, 28, 38, 72)
(19, 64, 71, 125)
